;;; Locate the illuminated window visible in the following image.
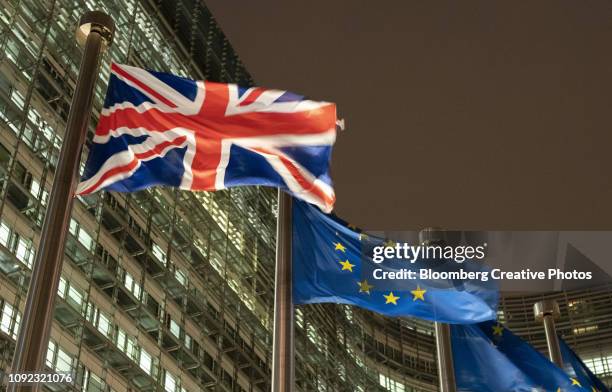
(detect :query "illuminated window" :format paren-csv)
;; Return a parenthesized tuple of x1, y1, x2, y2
(57, 276, 66, 298)
(46, 341, 56, 368)
(69, 219, 94, 251)
(69, 219, 78, 236)
(0, 301, 20, 338)
(78, 228, 94, 251)
(15, 236, 34, 268)
(115, 327, 137, 360)
(139, 349, 153, 375)
(379, 374, 406, 392)
(152, 242, 167, 266)
(84, 369, 106, 392)
(567, 299, 592, 315)
(295, 308, 304, 328)
(97, 312, 111, 337)
(164, 370, 177, 392)
(123, 270, 142, 300)
(583, 355, 612, 376)
(572, 325, 598, 335)
(46, 341, 74, 373)
(169, 319, 181, 339)
(0, 221, 9, 246)
(344, 306, 354, 323)
(67, 286, 83, 308)
(55, 347, 73, 372)
(175, 268, 187, 287)
(496, 310, 505, 322)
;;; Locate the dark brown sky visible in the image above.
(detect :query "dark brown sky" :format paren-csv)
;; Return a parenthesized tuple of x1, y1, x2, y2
(206, 0, 612, 230)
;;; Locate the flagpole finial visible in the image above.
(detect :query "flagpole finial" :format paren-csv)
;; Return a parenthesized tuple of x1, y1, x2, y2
(76, 10, 115, 49)
(533, 299, 561, 321)
(419, 227, 446, 246)
(336, 118, 345, 131)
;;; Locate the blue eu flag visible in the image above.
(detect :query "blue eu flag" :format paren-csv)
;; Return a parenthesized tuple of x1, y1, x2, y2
(452, 321, 592, 391)
(559, 336, 609, 392)
(292, 199, 498, 324)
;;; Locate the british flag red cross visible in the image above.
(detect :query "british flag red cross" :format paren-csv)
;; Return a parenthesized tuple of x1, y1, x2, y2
(77, 63, 338, 212)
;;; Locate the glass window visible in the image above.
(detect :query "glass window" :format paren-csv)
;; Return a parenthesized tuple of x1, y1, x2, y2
(169, 319, 180, 339)
(30, 178, 40, 197)
(0, 302, 15, 335)
(116, 328, 126, 351)
(175, 269, 187, 287)
(69, 219, 78, 236)
(86, 370, 106, 392)
(164, 370, 176, 392)
(55, 347, 73, 372)
(58, 276, 67, 298)
(67, 286, 83, 307)
(379, 374, 405, 392)
(16, 237, 32, 267)
(132, 281, 142, 300)
(46, 340, 56, 368)
(139, 349, 152, 375)
(123, 271, 142, 299)
(152, 243, 167, 265)
(98, 312, 111, 337)
(78, 228, 93, 250)
(0, 222, 10, 246)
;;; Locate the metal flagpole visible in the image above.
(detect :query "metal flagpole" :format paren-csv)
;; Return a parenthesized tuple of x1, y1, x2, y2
(8, 11, 114, 392)
(271, 190, 294, 392)
(434, 322, 457, 392)
(534, 300, 563, 367)
(419, 228, 457, 392)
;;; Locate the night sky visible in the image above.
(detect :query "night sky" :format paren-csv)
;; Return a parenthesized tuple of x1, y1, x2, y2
(206, 1, 612, 229)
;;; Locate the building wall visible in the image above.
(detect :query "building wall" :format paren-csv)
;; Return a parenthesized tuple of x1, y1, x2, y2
(500, 285, 612, 387)
(0, 0, 276, 390)
(0, 0, 434, 391)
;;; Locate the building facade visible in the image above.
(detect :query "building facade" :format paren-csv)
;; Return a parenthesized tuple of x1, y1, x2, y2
(0, 1, 611, 391)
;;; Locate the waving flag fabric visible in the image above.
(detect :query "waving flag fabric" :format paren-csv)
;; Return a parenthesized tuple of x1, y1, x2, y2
(452, 321, 591, 392)
(77, 63, 337, 212)
(559, 336, 610, 392)
(292, 199, 499, 324)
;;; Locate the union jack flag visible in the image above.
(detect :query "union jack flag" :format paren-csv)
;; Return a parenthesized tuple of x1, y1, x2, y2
(77, 63, 338, 212)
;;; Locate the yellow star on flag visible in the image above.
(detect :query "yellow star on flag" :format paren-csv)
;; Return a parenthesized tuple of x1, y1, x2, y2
(571, 378, 581, 387)
(492, 324, 504, 336)
(411, 285, 426, 301)
(338, 259, 355, 272)
(348, 223, 358, 230)
(384, 292, 400, 305)
(557, 388, 562, 392)
(384, 239, 396, 248)
(592, 387, 600, 392)
(357, 279, 374, 294)
(334, 242, 347, 252)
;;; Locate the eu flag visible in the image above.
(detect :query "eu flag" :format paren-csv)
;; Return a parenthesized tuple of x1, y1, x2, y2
(452, 321, 591, 391)
(559, 336, 610, 392)
(292, 199, 498, 324)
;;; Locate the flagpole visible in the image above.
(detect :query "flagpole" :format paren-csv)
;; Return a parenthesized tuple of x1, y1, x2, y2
(8, 11, 114, 392)
(419, 228, 457, 392)
(534, 300, 563, 367)
(434, 322, 457, 392)
(271, 190, 294, 392)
